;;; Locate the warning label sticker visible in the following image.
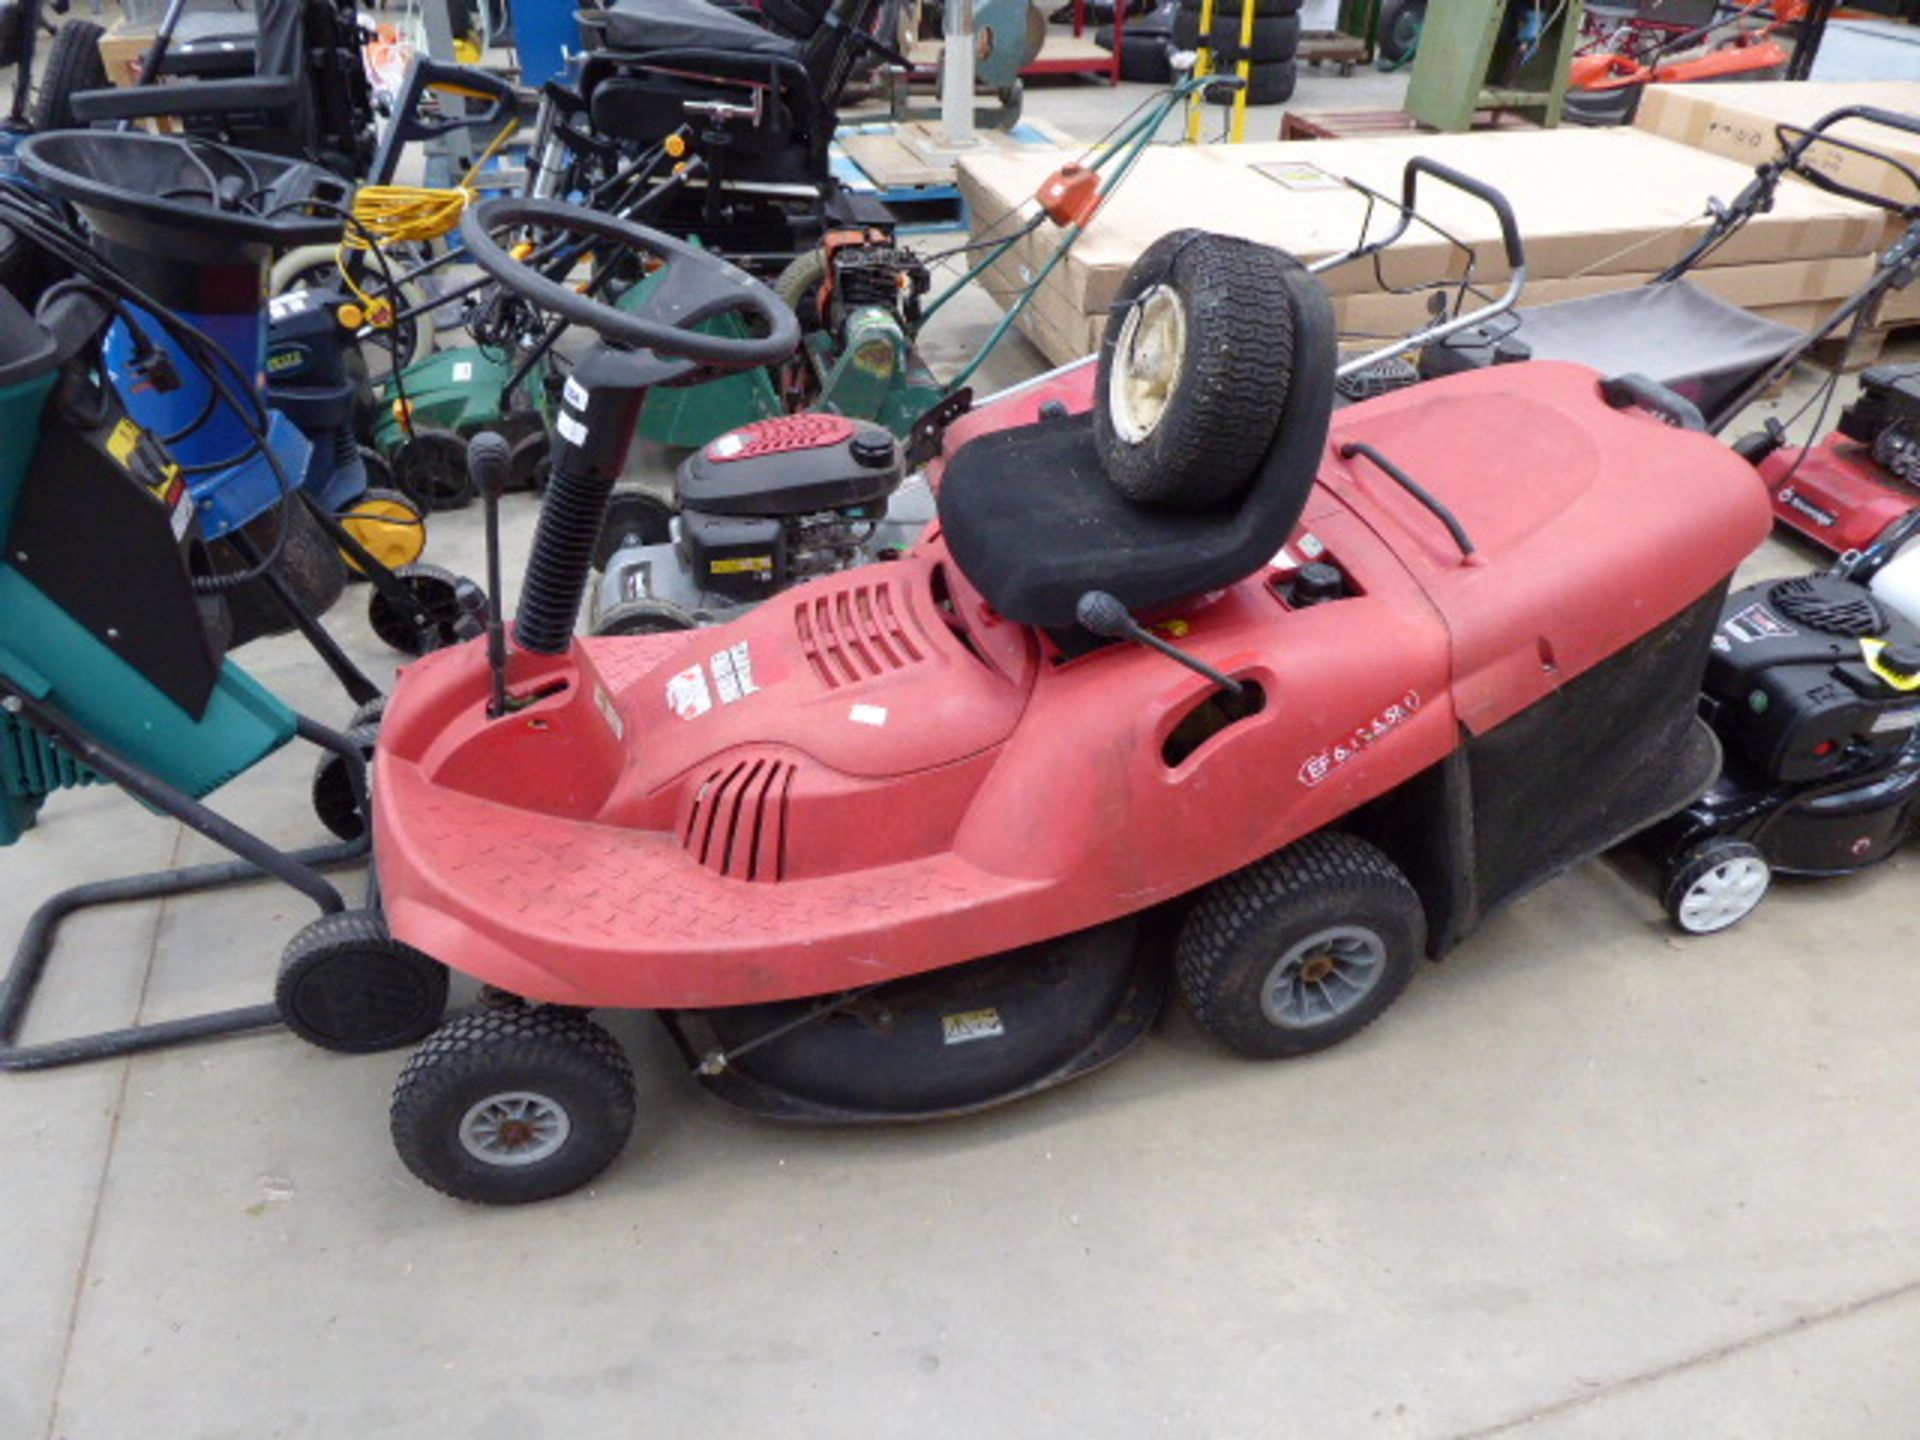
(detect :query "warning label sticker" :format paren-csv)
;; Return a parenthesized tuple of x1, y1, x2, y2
(666, 665, 712, 719)
(710, 642, 759, 704)
(1723, 604, 1793, 644)
(941, 1008, 1005, 1045)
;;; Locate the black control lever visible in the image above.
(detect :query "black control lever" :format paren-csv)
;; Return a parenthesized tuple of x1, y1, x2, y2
(470, 431, 514, 719)
(1076, 591, 1244, 697)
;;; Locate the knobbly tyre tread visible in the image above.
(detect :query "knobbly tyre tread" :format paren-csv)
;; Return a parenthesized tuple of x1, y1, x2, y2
(390, 1008, 637, 1204)
(1095, 230, 1297, 511)
(276, 909, 450, 1053)
(1177, 831, 1425, 1058)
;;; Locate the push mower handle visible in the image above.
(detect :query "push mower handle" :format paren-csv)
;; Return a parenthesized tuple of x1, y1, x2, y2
(1403, 157, 1527, 274)
(1600, 373, 1706, 433)
(1777, 106, 1920, 217)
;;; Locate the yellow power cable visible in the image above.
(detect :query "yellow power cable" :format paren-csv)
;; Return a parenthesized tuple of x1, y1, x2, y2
(334, 117, 522, 320)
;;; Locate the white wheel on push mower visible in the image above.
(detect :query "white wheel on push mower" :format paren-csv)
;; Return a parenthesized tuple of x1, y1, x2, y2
(1663, 839, 1771, 935)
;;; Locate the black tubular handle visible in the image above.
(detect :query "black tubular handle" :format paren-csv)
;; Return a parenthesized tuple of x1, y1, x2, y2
(1403, 156, 1526, 273)
(1600, 373, 1707, 432)
(396, 59, 520, 141)
(1775, 107, 1920, 216)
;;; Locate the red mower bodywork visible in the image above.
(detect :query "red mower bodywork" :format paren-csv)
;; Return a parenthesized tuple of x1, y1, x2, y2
(1762, 436, 1920, 555)
(372, 359, 1771, 1010)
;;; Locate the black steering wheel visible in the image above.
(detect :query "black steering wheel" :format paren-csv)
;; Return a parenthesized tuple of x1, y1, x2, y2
(458, 196, 800, 368)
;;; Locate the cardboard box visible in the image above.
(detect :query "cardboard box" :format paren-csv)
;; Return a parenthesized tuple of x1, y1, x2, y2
(1635, 80, 1920, 226)
(960, 127, 1882, 326)
(97, 22, 157, 86)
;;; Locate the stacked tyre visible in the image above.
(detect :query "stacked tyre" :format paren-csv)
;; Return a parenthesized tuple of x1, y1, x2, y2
(1171, 0, 1301, 105)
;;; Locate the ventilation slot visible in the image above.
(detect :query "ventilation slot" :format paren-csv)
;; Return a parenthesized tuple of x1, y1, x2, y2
(681, 759, 796, 881)
(1768, 575, 1887, 637)
(795, 581, 926, 688)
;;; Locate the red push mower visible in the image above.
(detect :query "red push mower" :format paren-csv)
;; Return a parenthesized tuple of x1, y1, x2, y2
(341, 197, 1770, 1204)
(1567, 0, 1799, 128)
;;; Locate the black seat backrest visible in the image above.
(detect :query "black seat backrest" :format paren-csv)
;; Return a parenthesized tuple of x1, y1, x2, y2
(936, 251, 1337, 629)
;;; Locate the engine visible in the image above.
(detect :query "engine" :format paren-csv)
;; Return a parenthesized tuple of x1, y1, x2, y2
(674, 413, 905, 602)
(1703, 573, 1920, 785)
(817, 229, 930, 340)
(1839, 362, 1920, 485)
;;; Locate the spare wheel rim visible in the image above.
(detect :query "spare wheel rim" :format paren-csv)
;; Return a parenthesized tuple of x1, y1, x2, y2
(1109, 284, 1187, 445)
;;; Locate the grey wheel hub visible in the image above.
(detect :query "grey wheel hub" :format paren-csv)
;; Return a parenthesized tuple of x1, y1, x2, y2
(1260, 924, 1387, 1028)
(459, 1090, 571, 1166)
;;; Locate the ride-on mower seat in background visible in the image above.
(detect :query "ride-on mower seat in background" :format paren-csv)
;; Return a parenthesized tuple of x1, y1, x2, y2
(591, 0, 801, 54)
(67, 0, 375, 179)
(938, 253, 1336, 628)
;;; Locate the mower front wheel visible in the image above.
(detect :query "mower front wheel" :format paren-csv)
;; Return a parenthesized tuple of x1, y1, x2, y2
(392, 429, 474, 510)
(390, 1008, 638, 1204)
(277, 910, 450, 1053)
(339, 487, 428, 574)
(1177, 832, 1425, 1058)
(1663, 838, 1771, 935)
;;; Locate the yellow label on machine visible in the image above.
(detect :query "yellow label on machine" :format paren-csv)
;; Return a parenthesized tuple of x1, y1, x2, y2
(106, 418, 143, 467)
(710, 556, 774, 575)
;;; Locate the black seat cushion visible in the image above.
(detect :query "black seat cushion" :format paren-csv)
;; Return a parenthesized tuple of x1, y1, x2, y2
(591, 0, 800, 55)
(938, 259, 1336, 629)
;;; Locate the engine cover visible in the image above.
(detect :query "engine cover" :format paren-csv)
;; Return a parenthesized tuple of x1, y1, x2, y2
(678, 413, 901, 518)
(1705, 574, 1920, 783)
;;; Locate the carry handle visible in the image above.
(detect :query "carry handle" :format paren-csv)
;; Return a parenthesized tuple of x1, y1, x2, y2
(1600, 373, 1706, 433)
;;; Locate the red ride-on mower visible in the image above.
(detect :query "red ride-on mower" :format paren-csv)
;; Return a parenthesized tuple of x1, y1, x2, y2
(349, 199, 1770, 1204)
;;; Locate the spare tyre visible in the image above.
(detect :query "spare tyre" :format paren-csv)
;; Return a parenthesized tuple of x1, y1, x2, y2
(1094, 230, 1296, 511)
(1205, 57, 1296, 104)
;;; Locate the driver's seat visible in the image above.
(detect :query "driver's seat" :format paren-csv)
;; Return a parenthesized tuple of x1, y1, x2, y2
(937, 254, 1336, 629)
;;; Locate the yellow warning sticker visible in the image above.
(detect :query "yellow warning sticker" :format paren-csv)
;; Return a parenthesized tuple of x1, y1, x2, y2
(710, 555, 773, 575)
(106, 418, 143, 467)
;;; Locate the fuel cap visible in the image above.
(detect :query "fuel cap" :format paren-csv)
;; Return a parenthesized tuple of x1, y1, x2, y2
(851, 431, 896, 468)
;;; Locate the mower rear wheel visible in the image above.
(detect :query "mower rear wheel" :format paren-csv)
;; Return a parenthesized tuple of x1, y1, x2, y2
(390, 1008, 638, 1204)
(367, 562, 472, 656)
(392, 429, 473, 510)
(1177, 832, 1424, 1058)
(508, 430, 552, 493)
(1663, 838, 1771, 935)
(592, 598, 699, 637)
(1096, 229, 1295, 511)
(277, 910, 449, 1053)
(339, 488, 428, 574)
(310, 721, 381, 841)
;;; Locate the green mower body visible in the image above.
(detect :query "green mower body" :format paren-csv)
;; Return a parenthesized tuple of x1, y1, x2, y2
(0, 329, 297, 845)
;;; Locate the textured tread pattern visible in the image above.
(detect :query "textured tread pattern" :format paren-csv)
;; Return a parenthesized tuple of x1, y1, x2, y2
(1095, 230, 1297, 511)
(390, 1008, 637, 1204)
(276, 908, 449, 1053)
(1177, 831, 1423, 1056)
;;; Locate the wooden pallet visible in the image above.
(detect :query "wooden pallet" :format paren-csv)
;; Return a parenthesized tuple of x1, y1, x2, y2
(1278, 106, 1543, 140)
(1297, 29, 1370, 77)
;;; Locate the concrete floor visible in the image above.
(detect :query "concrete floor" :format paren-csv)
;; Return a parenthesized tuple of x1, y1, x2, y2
(7, 59, 1920, 1440)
